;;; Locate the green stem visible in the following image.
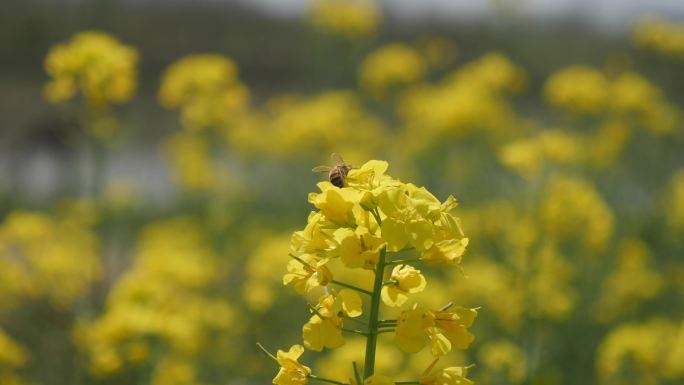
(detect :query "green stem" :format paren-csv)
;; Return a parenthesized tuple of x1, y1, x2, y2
(342, 327, 369, 337)
(309, 374, 349, 385)
(377, 328, 395, 334)
(256, 342, 278, 363)
(307, 303, 326, 319)
(363, 247, 387, 379)
(345, 316, 368, 326)
(386, 258, 422, 266)
(378, 320, 397, 325)
(289, 254, 314, 268)
(353, 362, 363, 385)
(370, 208, 383, 226)
(331, 280, 373, 296)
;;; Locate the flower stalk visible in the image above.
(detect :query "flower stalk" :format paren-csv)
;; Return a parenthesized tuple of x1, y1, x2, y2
(363, 246, 387, 379)
(265, 158, 476, 385)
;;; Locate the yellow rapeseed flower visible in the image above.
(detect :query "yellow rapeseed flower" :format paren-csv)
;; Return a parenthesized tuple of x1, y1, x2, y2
(303, 290, 363, 351)
(159, 53, 249, 131)
(44, 31, 138, 107)
(309, 0, 381, 39)
(381, 264, 427, 307)
(395, 306, 477, 356)
(544, 66, 609, 115)
(360, 43, 426, 99)
(274, 345, 312, 385)
(420, 366, 473, 385)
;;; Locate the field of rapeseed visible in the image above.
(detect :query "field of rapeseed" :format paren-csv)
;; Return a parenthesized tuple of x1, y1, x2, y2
(1, 1, 683, 385)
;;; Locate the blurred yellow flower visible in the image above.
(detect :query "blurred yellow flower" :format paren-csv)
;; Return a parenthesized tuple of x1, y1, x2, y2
(77, 219, 235, 377)
(0, 210, 101, 309)
(360, 43, 426, 99)
(163, 133, 218, 191)
(0, 328, 28, 369)
(397, 52, 523, 147)
(310, 0, 381, 39)
(544, 65, 609, 115)
(634, 16, 684, 60)
(610, 71, 680, 134)
(244, 235, 291, 312)
(594, 239, 662, 323)
(159, 53, 250, 131)
(227, 91, 385, 159)
(477, 340, 526, 384)
(598, 318, 684, 383)
(315, 338, 401, 382)
(44, 31, 138, 107)
(540, 175, 614, 251)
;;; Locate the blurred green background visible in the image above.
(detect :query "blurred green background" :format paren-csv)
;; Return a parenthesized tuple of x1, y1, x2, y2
(1, 1, 684, 385)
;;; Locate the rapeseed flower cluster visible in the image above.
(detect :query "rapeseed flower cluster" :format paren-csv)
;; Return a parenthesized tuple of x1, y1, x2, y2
(309, 0, 381, 39)
(397, 52, 525, 151)
(598, 318, 684, 384)
(262, 159, 476, 384)
(158, 53, 250, 191)
(159, 54, 250, 131)
(76, 219, 235, 384)
(498, 130, 582, 178)
(634, 17, 684, 60)
(359, 43, 426, 99)
(0, 328, 29, 385)
(594, 239, 662, 323)
(43, 31, 138, 107)
(227, 91, 385, 159)
(30, 17, 684, 385)
(544, 66, 680, 134)
(0, 209, 101, 309)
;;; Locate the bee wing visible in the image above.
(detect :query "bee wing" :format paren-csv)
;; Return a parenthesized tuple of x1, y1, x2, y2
(312, 166, 332, 173)
(331, 152, 345, 165)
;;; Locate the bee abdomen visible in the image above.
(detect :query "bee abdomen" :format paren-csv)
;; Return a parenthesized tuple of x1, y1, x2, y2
(329, 169, 346, 187)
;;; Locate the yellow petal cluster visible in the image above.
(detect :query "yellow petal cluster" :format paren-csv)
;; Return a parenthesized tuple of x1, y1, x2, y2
(598, 318, 684, 383)
(381, 264, 427, 307)
(0, 209, 101, 309)
(420, 366, 473, 385)
(360, 43, 426, 99)
(227, 91, 385, 159)
(302, 290, 362, 351)
(634, 17, 684, 60)
(76, 219, 235, 380)
(159, 53, 249, 131)
(539, 175, 614, 251)
(397, 52, 524, 150)
(44, 31, 137, 107)
(544, 66, 680, 134)
(594, 239, 662, 323)
(274, 345, 312, 385)
(395, 306, 477, 356)
(309, 0, 381, 39)
(0, 328, 29, 385)
(477, 340, 527, 384)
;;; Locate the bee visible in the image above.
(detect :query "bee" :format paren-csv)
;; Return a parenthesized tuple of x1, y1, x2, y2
(312, 153, 353, 188)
